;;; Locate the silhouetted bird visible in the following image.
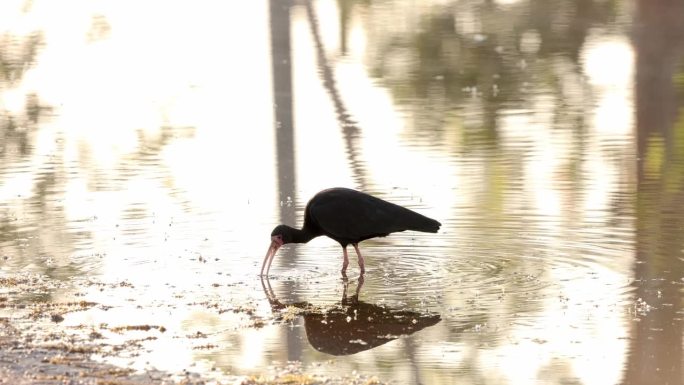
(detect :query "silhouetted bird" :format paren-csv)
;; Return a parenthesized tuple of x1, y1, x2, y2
(261, 187, 440, 276)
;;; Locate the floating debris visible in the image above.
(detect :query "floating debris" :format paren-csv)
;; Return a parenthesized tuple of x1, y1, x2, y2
(109, 324, 167, 333)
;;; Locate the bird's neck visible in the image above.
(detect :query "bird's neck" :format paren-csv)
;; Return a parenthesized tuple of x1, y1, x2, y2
(291, 227, 318, 244)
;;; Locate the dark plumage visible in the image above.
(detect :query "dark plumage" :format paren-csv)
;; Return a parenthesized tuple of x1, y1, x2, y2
(261, 187, 441, 276)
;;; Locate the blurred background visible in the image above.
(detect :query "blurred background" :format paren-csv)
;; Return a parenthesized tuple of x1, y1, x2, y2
(0, 0, 682, 384)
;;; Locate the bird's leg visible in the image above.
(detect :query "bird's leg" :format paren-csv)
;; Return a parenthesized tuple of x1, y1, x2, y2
(352, 243, 365, 274)
(354, 274, 364, 299)
(342, 278, 350, 303)
(341, 275, 363, 305)
(341, 246, 350, 277)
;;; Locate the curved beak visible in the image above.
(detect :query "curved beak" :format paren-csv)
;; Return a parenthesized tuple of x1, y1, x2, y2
(260, 236, 283, 276)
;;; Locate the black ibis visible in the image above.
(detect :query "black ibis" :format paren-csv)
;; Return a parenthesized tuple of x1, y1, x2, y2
(261, 187, 441, 276)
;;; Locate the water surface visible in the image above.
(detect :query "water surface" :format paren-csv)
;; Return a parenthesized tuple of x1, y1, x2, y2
(0, 1, 682, 384)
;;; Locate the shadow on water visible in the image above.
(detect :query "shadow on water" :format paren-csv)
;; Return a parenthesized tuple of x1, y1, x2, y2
(261, 275, 441, 356)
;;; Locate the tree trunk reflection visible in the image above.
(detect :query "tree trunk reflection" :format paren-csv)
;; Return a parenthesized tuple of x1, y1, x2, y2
(628, 1, 684, 384)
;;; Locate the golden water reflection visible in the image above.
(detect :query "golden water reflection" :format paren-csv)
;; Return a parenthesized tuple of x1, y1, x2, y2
(0, 1, 681, 384)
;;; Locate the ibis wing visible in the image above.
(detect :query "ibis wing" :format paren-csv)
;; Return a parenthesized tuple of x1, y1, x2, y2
(307, 189, 435, 243)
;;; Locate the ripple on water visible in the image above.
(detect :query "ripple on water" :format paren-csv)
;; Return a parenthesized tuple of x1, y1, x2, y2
(250, 216, 635, 344)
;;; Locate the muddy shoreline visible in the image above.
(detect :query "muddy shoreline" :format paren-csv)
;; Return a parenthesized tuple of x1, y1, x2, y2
(0, 317, 385, 385)
(0, 273, 385, 385)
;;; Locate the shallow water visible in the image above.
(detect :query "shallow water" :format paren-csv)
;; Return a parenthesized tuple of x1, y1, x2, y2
(1, 1, 682, 384)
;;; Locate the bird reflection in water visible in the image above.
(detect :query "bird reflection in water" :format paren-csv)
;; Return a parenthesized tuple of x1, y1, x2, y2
(261, 276, 441, 356)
